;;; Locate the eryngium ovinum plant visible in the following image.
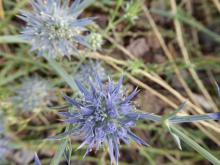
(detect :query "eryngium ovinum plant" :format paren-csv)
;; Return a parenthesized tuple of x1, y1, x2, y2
(19, 0, 95, 58)
(18, 0, 220, 164)
(75, 60, 107, 87)
(52, 73, 220, 165)
(13, 76, 53, 111)
(57, 75, 150, 165)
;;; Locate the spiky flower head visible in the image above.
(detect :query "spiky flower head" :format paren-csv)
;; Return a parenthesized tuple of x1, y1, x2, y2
(60, 74, 150, 165)
(13, 76, 52, 111)
(75, 60, 107, 87)
(19, 0, 95, 58)
(87, 32, 103, 50)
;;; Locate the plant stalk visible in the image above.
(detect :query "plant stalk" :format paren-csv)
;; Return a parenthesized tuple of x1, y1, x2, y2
(170, 126, 220, 165)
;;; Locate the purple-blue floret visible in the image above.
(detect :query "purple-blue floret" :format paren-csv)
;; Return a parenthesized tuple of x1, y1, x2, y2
(61, 75, 149, 165)
(208, 112, 220, 120)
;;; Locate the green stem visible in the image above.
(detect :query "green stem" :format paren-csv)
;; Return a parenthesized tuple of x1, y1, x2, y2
(46, 57, 76, 91)
(45, 59, 77, 165)
(50, 138, 68, 165)
(150, 9, 220, 43)
(0, 35, 27, 43)
(170, 126, 220, 165)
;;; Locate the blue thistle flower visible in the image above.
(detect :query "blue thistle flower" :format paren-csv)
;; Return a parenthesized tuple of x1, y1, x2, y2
(13, 76, 53, 111)
(60, 74, 150, 165)
(75, 60, 107, 87)
(19, 0, 95, 58)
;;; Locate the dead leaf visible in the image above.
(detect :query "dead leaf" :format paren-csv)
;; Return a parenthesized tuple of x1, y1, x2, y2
(127, 38, 150, 57)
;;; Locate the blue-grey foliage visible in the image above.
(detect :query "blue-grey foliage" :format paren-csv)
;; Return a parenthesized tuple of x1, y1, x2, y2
(166, 102, 220, 124)
(60, 74, 150, 165)
(13, 76, 52, 111)
(19, 0, 94, 58)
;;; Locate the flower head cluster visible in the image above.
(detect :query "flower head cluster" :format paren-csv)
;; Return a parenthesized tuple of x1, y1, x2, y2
(87, 32, 103, 50)
(19, 0, 94, 58)
(75, 60, 107, 87)
(13, 76, 52, 111)
(60, 74, 150, 165)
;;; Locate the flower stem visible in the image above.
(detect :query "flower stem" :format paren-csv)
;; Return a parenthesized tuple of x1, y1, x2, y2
(170, 126, 220, 165)
(46, 57, 76, 91)
(50, 138, 68, 165)
(45, 58, 76, 165)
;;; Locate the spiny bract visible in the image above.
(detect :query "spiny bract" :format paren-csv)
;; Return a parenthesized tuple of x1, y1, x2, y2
(19, 0, 94, 58)
(13, 76, 52, 111)
(60, 74, 150, 165)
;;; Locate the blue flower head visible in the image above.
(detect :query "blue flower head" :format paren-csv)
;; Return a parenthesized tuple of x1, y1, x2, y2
(60, 74, 149, 165)
(19, 0, 94, 58)
(13, 76, 53, 111)
(75, 60, 107, 87)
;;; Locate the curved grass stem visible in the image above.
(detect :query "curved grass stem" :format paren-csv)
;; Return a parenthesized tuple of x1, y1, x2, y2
(170, 0, 218, 112)
(170, 126, 220, 165)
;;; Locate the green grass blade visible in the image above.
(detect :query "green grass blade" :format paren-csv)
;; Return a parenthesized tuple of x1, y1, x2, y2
(170, 126, 220, 165)
(0, 35, 27, 43)
(46, 58, 77, 91)
(50, 138, 68, 165)
(150, 9, 220, 43)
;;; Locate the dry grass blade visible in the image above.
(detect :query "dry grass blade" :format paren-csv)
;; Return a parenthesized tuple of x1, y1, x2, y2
(141, 5, 201, 108)
(210, 0, 220, 13)
(170, 0, 219, 112)
(0, 0, 4, 19)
